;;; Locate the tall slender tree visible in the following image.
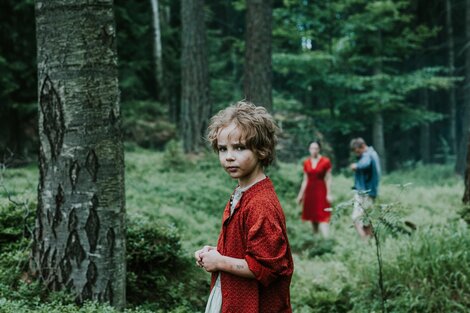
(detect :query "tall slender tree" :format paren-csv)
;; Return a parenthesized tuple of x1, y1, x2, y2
(151, 0, 164, 101)
(181, 0, 210, 153)
(33, 0, 126, 307)
(456, 0, 470, 174)
(446, 0, 457, 154)
(244, 0, 273, 111)
(372, 31, 387, 172)
(420, 89, 431, 163)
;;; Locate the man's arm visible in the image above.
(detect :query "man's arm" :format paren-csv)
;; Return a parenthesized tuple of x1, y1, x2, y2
(355, 153, 372, 170)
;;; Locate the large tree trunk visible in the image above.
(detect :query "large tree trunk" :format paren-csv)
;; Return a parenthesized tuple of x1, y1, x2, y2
(446, 0, 457, 154)
(151, 0, 164, 102)
(181, 0, 210, 153)
(420, 89, 431, 164)
(244, 0, 272, 111)
(33, 1, 126, 307)
(456, 0, 470, 175)
(372, 111, 387, 173)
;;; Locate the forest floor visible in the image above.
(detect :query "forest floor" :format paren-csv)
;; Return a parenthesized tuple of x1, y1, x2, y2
(0, 145, 468, 312)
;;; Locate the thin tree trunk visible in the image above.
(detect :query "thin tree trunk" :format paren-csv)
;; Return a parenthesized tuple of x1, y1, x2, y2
(167, 1, 179, 124)
(373, 112, 387, 173)
(420, 89, 431, 163)
(33, 0, 126, 307)
(456, 0, 470, 175)
(151, 0, 164, 102)
(181, 0, 210, 153)
(463, 135, 470, 203)
(373, 32, 387, 173)
(244, 0, 273, 111)
(446, 0, 457, 154)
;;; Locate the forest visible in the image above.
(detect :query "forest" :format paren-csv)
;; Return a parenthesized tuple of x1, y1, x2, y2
(0, 0, 469, 312)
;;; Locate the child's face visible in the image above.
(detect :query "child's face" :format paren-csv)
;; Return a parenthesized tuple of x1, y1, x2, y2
(216, 123, 263, 187)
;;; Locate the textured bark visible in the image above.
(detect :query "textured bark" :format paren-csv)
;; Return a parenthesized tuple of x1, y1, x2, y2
(446, 0, 457, 154)
(33, 0, 126, 308)
(420, 89, 431, 164)
(372, 112, 387, 173)
(456, 0, 470, 175)
(181, 0, 210, 153)
(151, 0, 164, 101)
(244, 0, 272, 111)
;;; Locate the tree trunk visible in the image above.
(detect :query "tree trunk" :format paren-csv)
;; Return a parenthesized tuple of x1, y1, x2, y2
(446, 0, 457, 154)
(181, 0, 210, 153)
(372, 112, 387, 173)
(33, 1, 126, 307)
(151, 0, 164, 102)
(463, 136, 470, 203)
(373, 34, 387, 172)
(420, 89, 431, 164)
(244, 0, 273, 111)
(456, 0, 470, 175)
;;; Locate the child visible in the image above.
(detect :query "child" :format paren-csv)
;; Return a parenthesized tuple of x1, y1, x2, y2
(194, 101, 294, 313)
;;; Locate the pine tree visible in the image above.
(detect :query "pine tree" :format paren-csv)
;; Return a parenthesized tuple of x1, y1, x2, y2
(181, 0, 210, 153)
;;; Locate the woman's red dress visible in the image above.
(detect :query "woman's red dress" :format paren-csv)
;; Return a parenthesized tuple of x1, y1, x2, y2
(302, 156, 332, 223)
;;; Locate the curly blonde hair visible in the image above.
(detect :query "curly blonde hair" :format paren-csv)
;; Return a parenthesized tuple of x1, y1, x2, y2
(207, 101, 279, 167)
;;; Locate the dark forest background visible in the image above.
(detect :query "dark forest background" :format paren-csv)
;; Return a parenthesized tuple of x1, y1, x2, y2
(1, 0, 469, 173)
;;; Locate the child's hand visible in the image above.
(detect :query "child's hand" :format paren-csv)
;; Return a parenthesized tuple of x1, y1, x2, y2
(200, 249, 223, 272)
(194, 245, 216, 268)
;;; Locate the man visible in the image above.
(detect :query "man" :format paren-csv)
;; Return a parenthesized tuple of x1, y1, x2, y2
(349, 137, 381, 239)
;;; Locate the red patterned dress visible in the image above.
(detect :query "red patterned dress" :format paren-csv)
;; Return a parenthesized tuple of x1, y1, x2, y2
(302, 157, 332, 223)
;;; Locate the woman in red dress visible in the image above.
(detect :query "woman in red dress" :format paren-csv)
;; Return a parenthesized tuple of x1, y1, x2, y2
(296, 141, 333, 238)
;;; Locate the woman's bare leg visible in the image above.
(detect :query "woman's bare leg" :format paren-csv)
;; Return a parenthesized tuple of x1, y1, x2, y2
(319, 222, 329, 238)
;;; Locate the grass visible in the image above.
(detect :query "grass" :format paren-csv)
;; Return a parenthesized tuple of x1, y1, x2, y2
(0, 146, 468, 312)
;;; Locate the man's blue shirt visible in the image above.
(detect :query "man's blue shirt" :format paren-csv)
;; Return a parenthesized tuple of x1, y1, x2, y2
(353, 146, 381, 198)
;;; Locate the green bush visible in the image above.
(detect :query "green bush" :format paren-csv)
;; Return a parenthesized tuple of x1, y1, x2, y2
(0, 203, 207, 311)
(0, 203, 34, 293)
(459, 205, 470, 225)
(0, 299, 154, 313)
(0, 202, 34, 252)
(351, 224, 470, 313)
(126, 213, 208, 311)
(297, 284, 352, 313)
(161, 140, 189, 172)
(121, 100, 177, 149)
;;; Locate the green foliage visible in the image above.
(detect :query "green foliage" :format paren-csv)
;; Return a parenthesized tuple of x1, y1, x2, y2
(1, 148, 468, 312)
(352, 224, 470, 313)
(0, 203, 33, 289)
(161, 140, 188, 172)
(0, 299, 155, 313)
(459, 205, 470, 225)
(126, 214, 207, 311)
(0, 199, 207, 311)
(121, 101, 177, 149)
(0, 0, 37, 160)
(295, 284, 352, 313)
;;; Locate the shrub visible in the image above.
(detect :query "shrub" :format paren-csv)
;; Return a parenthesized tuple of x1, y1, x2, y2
(161, 140, 189, 172)
(0, 203, 34, 292)
(297, 284, 352, 313)
(126, 213, 208, 311)
(0, 203, 207, 311)
(351, 224, 470, 313)
(459, 205, 470, 225)
(121, 100, 177, 149)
